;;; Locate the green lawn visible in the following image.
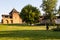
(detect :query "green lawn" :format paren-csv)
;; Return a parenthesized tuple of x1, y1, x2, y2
(0, 24, 59, 40)
(0, 30, 59, 38)
(0, 24, 56, 31)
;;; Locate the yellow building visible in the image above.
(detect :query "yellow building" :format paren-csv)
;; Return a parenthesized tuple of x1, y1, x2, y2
(1, 8, 22, 24)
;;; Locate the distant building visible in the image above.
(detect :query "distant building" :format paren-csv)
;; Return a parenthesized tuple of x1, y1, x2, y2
(39, 16, 60, 24)
(1, 8, 22, 24)
(55, 16, 60, 24)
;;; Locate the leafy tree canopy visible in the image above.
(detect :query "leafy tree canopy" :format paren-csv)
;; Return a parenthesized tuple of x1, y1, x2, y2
(20, 4, 40, 25)
(41, 0, 57, 23)
(58, 6, 60, 16)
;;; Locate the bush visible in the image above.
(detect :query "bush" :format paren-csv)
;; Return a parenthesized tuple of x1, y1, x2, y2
(1, 24, 29, 26)
(52, 28, 60, 31)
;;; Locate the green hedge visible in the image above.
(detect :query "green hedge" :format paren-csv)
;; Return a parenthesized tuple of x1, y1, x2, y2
(1, 23, 60, 26)
(0, 24, 34, 26)
(52, 27, 60, 31)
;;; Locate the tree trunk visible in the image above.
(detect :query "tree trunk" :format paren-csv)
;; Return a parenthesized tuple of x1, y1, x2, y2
(46, 24, 49, 30)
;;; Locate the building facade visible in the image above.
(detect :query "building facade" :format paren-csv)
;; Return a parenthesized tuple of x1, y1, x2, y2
(1, 8, 22, 24)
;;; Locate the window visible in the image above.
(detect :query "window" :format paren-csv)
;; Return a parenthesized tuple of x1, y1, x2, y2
(10, 16, 12, 18)
(5, 16, 8, 18)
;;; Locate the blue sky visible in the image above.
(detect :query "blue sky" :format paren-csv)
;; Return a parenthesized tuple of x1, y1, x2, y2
(0, 0, 60, 22)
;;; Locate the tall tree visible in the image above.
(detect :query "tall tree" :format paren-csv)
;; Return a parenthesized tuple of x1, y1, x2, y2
(20, 4, 40, 25)
(58, 6, 60, 16)
(41, 0, 57, 21)
(41, 0, 57, 30)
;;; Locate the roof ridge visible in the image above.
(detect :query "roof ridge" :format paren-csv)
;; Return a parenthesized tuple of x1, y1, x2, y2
(9, 8, 19, 14)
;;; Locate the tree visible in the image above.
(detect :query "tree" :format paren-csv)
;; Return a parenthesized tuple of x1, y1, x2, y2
(41, 0, 57, 30)
(20, 4, 40, 25)
(58, 6, 60, 16)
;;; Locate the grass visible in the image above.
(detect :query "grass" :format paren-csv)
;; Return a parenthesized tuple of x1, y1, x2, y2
(0, 24, 59, 40)
(0, 24, 56, 31)
(0, 24, 46, 31)
(0, 37, 60, 40)
(0, 30, 60, 39)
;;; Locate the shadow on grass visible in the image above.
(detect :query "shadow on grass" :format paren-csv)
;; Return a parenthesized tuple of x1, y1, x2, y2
(0, 30, 60, 39)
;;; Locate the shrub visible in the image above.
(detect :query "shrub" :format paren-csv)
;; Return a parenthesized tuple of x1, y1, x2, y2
(52, 28, 60, 31)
